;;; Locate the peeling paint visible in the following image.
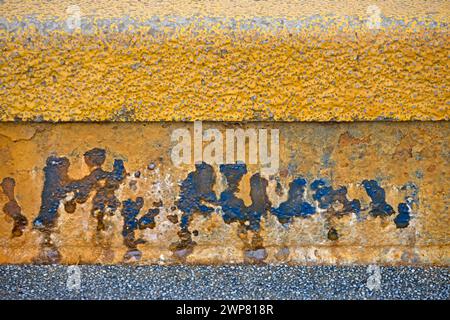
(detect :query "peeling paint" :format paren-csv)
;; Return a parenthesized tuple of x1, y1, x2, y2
(0, 122, 447, 265)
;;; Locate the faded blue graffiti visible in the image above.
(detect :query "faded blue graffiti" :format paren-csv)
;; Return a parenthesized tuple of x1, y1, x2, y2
(271, 177, 315, 224)
(362, 179, 395, 217)
(0, 149, 418, 262)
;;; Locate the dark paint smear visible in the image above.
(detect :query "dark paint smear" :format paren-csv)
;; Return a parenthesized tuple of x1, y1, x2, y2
(33, 149, 126, 232)
(393, 182, 417, 229)
(84, 148, 106, 167)
(174, 164, 380, 258)
(66, 148, 109, 209)
(311, 179, 361, 241)
(33, 156, 71, 230)
(1, 177, 28, 237)
(90, 159, 126, 231)
(121, 197, 161, 261)
(172, 163, 274, 260)
(121, 197, 145, 261)
(219, 164, 272, 231)
(170, 230, 197, 260)
(219, 164, 271, 262)
(9, 148, 413, 262)
(171, 162, 217, 258)
(177, 162, 217, 231)
(219, 163, 247, 224)
(121, 197, 144, 249)
(362, 180, 395, 217)
(247, 173, 271, 231)
(32, 149, 126, 264)
(167, 214, 179, 224)
(275, 179, 284, 196)
(139, 208, 160, 230)
(30, 156, 71, 264)
(271, 177, 315, 224)
(311, 179, 361, 216)
(395, 203, 411, 228)
(327, 227, 339, 241)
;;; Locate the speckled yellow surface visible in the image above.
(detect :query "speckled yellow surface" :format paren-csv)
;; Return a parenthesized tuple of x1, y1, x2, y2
(0, 0, 448, 121)
(1, 0, 449, 20)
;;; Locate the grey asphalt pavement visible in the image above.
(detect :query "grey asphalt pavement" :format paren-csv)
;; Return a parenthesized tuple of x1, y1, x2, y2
(0, 265, 448, 300)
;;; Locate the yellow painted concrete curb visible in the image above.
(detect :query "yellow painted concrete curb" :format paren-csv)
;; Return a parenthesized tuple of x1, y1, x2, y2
(0, 0, 448, 121)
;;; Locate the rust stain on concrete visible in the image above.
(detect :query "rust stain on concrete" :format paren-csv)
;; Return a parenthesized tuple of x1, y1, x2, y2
(0, 122, 448, 265)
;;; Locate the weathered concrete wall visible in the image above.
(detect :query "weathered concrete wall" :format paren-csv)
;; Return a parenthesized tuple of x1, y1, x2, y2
(0, 122, 448, 265)
(0, 1, 448, 266)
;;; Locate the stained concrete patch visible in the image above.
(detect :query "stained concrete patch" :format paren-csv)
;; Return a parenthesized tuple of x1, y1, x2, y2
(0, 122, 448, 265)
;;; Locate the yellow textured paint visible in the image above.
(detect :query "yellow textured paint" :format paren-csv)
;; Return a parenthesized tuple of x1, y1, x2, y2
(1, 0, 449, 20)
(0, 0, 449, 121)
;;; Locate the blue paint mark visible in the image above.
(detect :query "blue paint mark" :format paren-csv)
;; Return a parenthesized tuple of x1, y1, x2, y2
(111, 159, 126, 181)
(362, 180, 395, 217)
(28, 148, 418, 262)
(310, 179, 331, 209)
(393, 182, 417, 229)
(394, 203, 411, 228)
(311, 179, 361, 215)
(33, 157, 71, 230)
(219, 164, 271, 231)
(247, 173, 271, 231)
(271, 177, 315, 224)
(120, 196, 154, 259)
(176, 162, 217, 231)
(90, 159, 126, 230)
(139, 208, 160, 230)
(33, 149, 127, 232)
(219, 163, 247, 223)
(121, 197, 144, 244)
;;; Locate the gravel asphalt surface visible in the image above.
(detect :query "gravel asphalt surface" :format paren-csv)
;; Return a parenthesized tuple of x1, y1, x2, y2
(0, 265, 448, 300)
